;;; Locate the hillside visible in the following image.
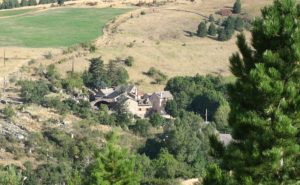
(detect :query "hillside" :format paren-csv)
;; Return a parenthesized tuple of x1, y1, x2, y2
(1, 0, 299, 184)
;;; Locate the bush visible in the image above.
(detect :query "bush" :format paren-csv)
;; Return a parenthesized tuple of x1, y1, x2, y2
(125, 56, 134, 67)
(130, 119, 150, 136)
(28, 59, 36, 65)
(44, 52, 53, 59)
(89, 44, 96, 53)
(17, 80, 50, 104)
(61, 72, 84, 92)
(2, 105, 15, 119)
(146, 67, 167, 84)
(149, 113, 164, 127)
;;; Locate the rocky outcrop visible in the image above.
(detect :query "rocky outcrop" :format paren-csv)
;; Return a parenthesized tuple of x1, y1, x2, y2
(0, 120, 28, 140)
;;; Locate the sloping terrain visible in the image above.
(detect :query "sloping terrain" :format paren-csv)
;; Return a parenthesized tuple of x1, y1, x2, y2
(0, 7, 130, 47)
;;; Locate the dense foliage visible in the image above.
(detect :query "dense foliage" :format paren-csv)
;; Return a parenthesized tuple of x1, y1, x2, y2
(83, 57, 129, 89)
(165, 75, 229, 131)
(85, 133, 141, 185)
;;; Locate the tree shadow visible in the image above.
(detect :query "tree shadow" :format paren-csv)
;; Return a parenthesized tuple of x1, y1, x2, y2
(183, 30, 197, 37)
(207, 35, 219, 41)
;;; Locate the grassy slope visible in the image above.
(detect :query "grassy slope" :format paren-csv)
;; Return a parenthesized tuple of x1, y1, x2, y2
(0, 8, 130, 47)
(0, 8, 36, 17)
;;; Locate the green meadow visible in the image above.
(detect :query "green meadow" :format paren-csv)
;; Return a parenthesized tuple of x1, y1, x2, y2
(0, 8, 36, 17)
(0, 8, 130, 47)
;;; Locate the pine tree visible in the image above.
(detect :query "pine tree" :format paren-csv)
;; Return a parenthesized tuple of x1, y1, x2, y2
(39, 0, 49, 4)
(235, 17, 244, 31)
(197, 21, 207, 37)
(208, 23, 217, 36)
(20, 0, 28, 6)
(209, 14, 215, 22)
(233, 0, 241, 14)
(223, 16, 235, 39)
(28, 0, 37, 6)
(86, 132, 141, 185)
(57, 0, 64, 6)
(1, 0, 10, 9)
(87, 57, 108, 88)
(204, 0, 300, 184)
(217, 28, 227, 41)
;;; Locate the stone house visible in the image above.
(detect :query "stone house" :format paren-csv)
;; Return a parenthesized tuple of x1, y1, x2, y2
(91, 85, 173, 118)
(148, 91, 173, 115)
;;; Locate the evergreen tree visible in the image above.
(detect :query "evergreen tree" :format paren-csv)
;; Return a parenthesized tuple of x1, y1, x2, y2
(208, 14, 214, 22)
(197, 21, 207, 37)
(217, 28, 227, 41)
(57, 0, 64, 6)
(223, 16, 236, 39)
(233, 0, 241, 14)
(86, 57, 108, 89)
(39, 0, 49, 4)
(28, 0, 37, 6)
(86, 132, 141, 185)
(20, 0, 28, 6)
(235, 17, 244, 31)
(1, 0, 10, 9)
(205, 0, 300, 184)
(208, 23, 217, 36)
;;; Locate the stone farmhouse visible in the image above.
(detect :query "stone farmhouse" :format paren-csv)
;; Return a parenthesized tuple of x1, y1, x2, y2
(90, 85, 173, 118)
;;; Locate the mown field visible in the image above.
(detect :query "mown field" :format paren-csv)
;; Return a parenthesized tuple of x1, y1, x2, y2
(0, 8, 130, 47)
(0, 8, 36, 17)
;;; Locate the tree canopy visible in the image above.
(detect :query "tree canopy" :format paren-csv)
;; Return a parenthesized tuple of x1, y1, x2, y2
(86, 132, 141, 185)
(204, 0, 300, 184)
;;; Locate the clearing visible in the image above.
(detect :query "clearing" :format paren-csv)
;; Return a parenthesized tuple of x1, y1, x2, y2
(0, 7, 131, 47)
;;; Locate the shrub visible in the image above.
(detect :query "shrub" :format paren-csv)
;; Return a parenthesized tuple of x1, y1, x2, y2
(146, 67, 167, 84)
(62, 72, 84, 92)
(127, 42, 134, 48)
(149, 112, 164, 127)
(2, 105, 15, 119)
(130, 119, 150, 136)
(125, 56, 134, 67)
(89, 44, 96, 53)
(44, 52, 53, 59)
(28, 59, 36, 65)
(147, 67, 157, 77)
(17, 80, 50, 104)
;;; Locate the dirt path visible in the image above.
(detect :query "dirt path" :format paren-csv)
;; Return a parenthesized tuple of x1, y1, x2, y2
(181, 178, 199, 185)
